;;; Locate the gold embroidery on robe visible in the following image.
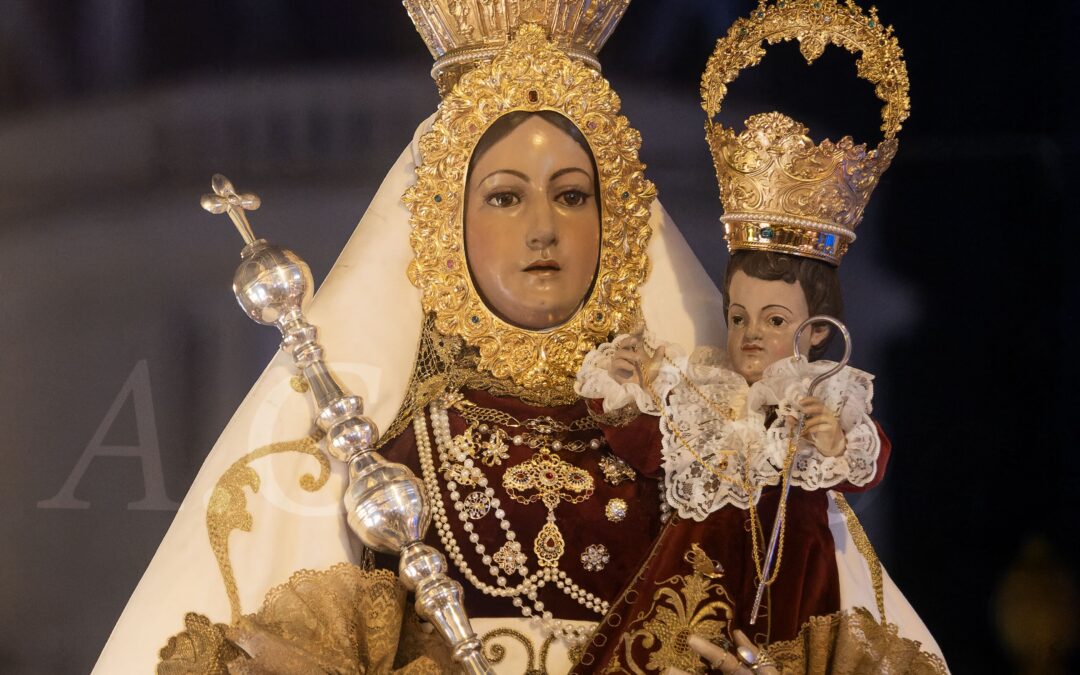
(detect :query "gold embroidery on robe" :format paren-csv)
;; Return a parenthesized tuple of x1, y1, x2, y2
(832, 493, 886, 621)
(478, 627, 560, 675)
(205, 436, 331, 622)
(614, 543, 735, 674)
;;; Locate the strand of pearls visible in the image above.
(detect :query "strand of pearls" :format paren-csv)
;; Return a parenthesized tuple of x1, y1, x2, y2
(414, 401, 610, 645)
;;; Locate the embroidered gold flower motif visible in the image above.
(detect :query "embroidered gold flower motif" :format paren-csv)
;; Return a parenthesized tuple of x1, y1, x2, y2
(619, 544, 735, 673)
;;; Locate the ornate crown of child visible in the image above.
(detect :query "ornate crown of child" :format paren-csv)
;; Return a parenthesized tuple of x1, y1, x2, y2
(702, 0, 910, 266)
(404, 0, 629, 94)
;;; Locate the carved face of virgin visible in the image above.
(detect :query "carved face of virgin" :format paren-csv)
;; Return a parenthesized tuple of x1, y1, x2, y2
(725, 270, 828, 384)
(464, 115, 601, 330)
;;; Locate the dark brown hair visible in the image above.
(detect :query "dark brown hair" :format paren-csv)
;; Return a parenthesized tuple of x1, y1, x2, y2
(723, 250, 843, 361)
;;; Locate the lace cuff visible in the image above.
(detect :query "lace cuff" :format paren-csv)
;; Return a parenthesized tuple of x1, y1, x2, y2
(575, 335, 685, 415)
(751, 358, 881, 490)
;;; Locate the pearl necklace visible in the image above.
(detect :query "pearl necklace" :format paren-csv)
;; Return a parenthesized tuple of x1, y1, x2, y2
(415, 400, 611, 645)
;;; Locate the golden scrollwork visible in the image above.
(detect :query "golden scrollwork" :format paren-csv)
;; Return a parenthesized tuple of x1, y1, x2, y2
(701, 0, 909, 137)
(205, 436, 332, 622)
(616, 543, 735, 674)
(480, 627, 560, 675)
(404, 23, 655, 404)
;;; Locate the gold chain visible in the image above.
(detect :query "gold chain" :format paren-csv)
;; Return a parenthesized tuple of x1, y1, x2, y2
(646, 356, 798, 588)
(661, 353, 741, 422)
(747, 435, 798, 586)
(453, 398, 599, 433)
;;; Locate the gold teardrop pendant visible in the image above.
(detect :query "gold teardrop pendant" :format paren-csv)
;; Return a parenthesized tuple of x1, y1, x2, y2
(534, 520, 565, 568)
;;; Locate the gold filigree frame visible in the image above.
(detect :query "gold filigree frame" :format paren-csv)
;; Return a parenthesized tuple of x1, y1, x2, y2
(405, 24, 654, 399)
(701, 0, 910, 139)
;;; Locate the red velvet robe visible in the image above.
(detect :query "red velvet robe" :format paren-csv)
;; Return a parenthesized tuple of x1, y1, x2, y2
(571, 410, 891, 673)
(375, 388, 666, 621)
(376, 388, 888, 672)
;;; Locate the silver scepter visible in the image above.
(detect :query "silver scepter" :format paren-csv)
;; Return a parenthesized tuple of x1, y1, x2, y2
(748, 315, 851, 625)
(201, 174, 492, 674)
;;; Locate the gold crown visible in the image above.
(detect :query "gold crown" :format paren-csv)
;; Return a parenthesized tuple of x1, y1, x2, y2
(404, 0, 629, 94)
(701, 0, 910, 266)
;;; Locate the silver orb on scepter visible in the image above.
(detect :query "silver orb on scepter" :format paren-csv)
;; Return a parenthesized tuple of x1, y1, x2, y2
(201, 174, 492, 674)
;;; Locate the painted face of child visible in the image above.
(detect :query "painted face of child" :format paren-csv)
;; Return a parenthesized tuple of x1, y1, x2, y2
(725, 270, 828, 384)
(465, 115, 601, 330)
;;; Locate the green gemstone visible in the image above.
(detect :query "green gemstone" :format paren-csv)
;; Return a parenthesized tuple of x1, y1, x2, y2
(434, 194, 442, 203)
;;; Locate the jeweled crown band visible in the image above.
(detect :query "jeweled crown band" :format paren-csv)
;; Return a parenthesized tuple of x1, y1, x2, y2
(722, 218, 851, 266)
(432, 46, 601, 95)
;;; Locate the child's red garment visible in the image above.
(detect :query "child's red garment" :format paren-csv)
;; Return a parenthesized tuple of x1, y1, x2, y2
(571, 405, 890, 673)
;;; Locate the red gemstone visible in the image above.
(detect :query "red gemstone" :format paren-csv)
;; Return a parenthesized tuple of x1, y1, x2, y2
(528, 90, 539, 103)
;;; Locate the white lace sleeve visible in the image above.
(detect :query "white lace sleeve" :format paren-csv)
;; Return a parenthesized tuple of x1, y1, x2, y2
(574, 334, 685, 415)
(659, 349, 773, 520)
(749, 358, 881, 490)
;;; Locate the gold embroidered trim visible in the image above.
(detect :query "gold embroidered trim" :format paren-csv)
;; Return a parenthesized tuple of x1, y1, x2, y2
(767, 606, 949, 674)
(205, 436, 331, 622)
(479, 627, 559, 675)
(617, 543, 735, 674)
(832, 492, 886, 622)
(404, 24, 654, 401)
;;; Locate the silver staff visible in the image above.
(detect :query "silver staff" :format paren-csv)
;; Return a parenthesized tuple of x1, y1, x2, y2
(748, 315, 851, 625)
(201, 174, 492, 674)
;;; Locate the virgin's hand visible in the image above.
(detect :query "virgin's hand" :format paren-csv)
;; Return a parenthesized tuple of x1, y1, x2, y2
(798, 396, 845, 457)
(662, 630, 779, 675)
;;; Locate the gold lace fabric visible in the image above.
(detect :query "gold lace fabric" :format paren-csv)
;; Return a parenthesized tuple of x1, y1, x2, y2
(157, 564, 453, 674)
(767, 606, 948, 675)
(379, 314, 587, 448)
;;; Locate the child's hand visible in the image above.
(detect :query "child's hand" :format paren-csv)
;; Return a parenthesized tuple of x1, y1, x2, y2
(609, 328, 666, 388)
(796, 396, 846, 457)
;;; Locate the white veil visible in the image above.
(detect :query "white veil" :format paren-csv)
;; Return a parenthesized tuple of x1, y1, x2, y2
(92, 115, 728, 673)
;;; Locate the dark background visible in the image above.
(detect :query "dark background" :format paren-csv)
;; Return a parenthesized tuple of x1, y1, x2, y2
(1, 1, 1074, 672)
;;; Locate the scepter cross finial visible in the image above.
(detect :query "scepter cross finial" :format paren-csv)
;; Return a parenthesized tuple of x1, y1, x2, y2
(200, 174, 262, 246)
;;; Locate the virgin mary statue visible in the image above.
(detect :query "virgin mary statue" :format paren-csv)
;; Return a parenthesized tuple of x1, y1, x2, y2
(94, 3, 730, 673)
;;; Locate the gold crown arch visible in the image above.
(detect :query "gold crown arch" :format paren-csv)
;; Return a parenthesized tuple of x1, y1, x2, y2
(404, 23, 654, 402)
(702, 0, 910, 265)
